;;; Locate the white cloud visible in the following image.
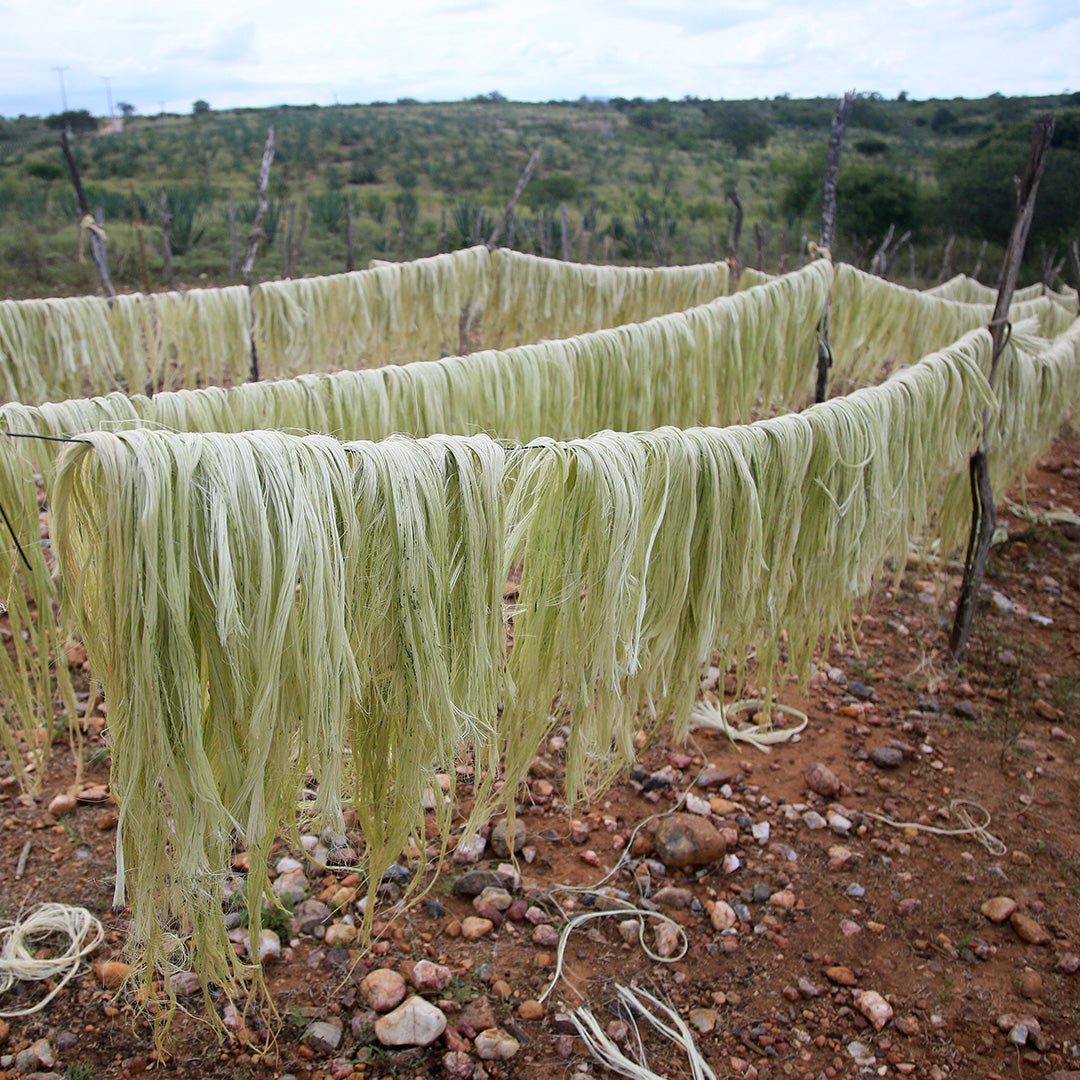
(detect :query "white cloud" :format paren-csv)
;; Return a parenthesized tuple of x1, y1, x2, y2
(1, 0, 1076, 117)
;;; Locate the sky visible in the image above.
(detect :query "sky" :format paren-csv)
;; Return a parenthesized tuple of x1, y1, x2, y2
(1, 0, 1077, 118)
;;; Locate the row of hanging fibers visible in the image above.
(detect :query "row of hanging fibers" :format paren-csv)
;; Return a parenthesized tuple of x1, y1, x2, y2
(0, 287, 252, 405)
(926, 272, 1079, 314)
(0, 248, 732, 404)
(49, 333, 996, 1016)
(3, 261, 1079, 792)
(0, 263, 823, 787)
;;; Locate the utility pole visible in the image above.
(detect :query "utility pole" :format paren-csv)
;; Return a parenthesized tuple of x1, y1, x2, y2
(52, 66, 69, 111)
(102, 76, 114, 118)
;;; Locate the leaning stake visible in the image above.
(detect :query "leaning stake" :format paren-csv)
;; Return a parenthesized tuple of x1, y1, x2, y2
(949, 114, 1055, 664)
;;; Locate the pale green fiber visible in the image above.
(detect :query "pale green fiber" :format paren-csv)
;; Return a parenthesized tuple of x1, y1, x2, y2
(48, 334, 996, 1004)
(927, 274, 1079, 316)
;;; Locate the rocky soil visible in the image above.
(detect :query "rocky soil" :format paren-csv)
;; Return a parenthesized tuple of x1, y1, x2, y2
(0, 437, 1078, 1080)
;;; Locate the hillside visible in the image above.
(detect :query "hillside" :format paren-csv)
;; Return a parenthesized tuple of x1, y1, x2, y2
(2, 92, 1079, 298)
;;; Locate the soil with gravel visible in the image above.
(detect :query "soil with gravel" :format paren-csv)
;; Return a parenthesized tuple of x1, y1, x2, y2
(0, 438, 1078, 1080)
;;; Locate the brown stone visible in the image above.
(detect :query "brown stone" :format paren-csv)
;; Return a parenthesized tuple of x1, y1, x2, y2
(1010, 912, 1051, 945)
(804, 762, 841, 798)
(651, 813, 726, 869)
(824, 965, 858, 986)
(980, 896, 1018, 923)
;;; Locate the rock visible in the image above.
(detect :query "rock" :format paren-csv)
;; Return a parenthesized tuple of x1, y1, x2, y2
(168, 971, 201, 996)
(452, 870, 512, 897)
(825, 965, 858, 986)
(461, 916, 494, 940)
(840, 919, 862, 937)
(847, 680, 874, 700)
(652, 813, 726, 869)
(409, 960, 452, 993)
(275, 856, 305, 875)
(490, 820, 525, 858)
(769, 889, 796, 910)
(474, 1027, 520, 1061)
(980, 896, 1018, 923)
(828, 811, 852, 836)
(47, 793, 77, 817)
(651, 886, 694, 910)
(532, 924, 559, 947)
(518, 999, 544, 1020)
(1010, 911, 1051, 945)
(869, 747, 903, 769)
(847, 1040, 876, 1067)
(653, 921, 682, 958)
(894, 1015, 921, 1036)
(855, 990, 893, 1030)
(707, 900, 737, 931)
(374, 996, 448, 1047)
(442, 1051, 475, 1079)
(688, 1008, 717, 1033)
(683, 792, 712, 816)
(94, 961, 130, 989)
(457, 996, 496, 1038)
(324, 923, 358, 948)
(1055, 952, 1080, 974)
(273, 870, 309, 903)
(249, 929, 281, 961)
(695, 766, 734, 789)
(14, 1038, 54, 1072)
(292, 899, 332, 934)
(802, 810, 827, 830)
(805, 762, 841, 798)
(1017, 968, 1043, 999)
(452, 834, 487, 864)
(751, 821, 770, 844)
(472, 887, 512, 912)
(361, 968, 408, 1013)
(303, 1020, 343, 1053)
(617, 919, 640, 944)
(797, 977, 825, 998)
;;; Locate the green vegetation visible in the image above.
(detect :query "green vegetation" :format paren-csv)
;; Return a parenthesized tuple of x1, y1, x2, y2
(2, 91, 1079, 298)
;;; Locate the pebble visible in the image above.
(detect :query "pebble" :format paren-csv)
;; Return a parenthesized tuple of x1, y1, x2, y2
(323, 923, 357, 948)
(1018, 968, 1043, 998)
(802, 810, 827, 830)
(168, 972, 201, 996)
(652, 886, 694, 909)
(854, 989, 893, 1030)
(769, 888, 796, 910)
(452, 834, 487, 864)
(273, 870, 310, 903)
(360, 968, 408, 1012)
(1010, 911, 1051, 945)
(652, 813, 726, 869)
(828, 811, 852, 836)
(805, 762, 841, 798)
(47, 793, 77, 817)
(249, 928, 281, 961)
(94, 961, 130, 989)
(303, 1020, 342, 1053)
(457, 996, 497, 1036)
(654, 921, 683, 957)
(684, 792, 712, 816)
(869, 746, 903, 769)
(980, 896, 1018, 923)
(14, 1038, 54, 1073)
(695, 766, 734, 789)
(708, 900, 737, 931)
(475, 1027, 520, 1061)
(518, 999, 544, 1020)
(490, 820, 525, 857)
(292, 899, 332, 934)
(846, 883, 865, 898)
(373, 996, 448, 1046)
(618, 919, 640, 944)
(472, 887, 513, 911)
(275, 856, 304, 875)
(442, 1050, 475, 1079)
(532, 924, 560, 947)
(453, 870, 511, 897)
(751, 820, 770, 844)
(408, 960, 452, 993)
(825, 965, 858, 986)
(1055, 952, 1080, 974)
(461, 916, 494, 940)
(689, 1008, 717, 1033)
(840, 919, 862, 937)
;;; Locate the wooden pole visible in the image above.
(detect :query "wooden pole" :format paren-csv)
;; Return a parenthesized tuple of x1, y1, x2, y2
(487, 144, 542, 248)
(60, 128, 115, 297)
(346, 196, 356, 270)
(725, 187, 743, 274)
(971, 238, 988, 282)
(241, 127, 276, 382)
(949, 114, 1055, 664)
(241, 127, 276, 288)
(1069, 237, 1080, 291)
(228, 198, 238, 281)
(814, 91, 855, 404)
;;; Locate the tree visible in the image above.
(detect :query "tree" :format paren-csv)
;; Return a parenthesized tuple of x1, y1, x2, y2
(703, 101, 772, 157)
(44, 109, 97, 135)
(117, 102, 136, 118)
(192, 99, 211, 116)
(935, 110, 1080, 250)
